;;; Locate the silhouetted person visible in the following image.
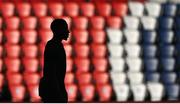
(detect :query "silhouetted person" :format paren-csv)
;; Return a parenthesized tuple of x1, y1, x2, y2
(39, 19, 69, 103)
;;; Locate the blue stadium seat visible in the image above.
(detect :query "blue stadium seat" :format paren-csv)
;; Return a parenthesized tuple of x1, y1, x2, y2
(145, 72, 160, 82)
(158, 17, 174, 29)
(161, 72, 177, 84)
(159, 45, 175, 57)
(159, 30, 174, 44)
(142, 30, 156, 44)
(165, 84, 179, 100)
(160, 58, 175, 71)
(143, 45, 157, 58)
(144, 58, 158, 72)
(162, 3, 177, 17)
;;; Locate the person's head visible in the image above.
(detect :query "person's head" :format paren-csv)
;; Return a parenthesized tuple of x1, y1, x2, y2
(50, 19, 70, 41)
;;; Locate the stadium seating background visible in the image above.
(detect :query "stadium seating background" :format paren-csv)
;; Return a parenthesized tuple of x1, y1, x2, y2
(0, 0, 179, 102)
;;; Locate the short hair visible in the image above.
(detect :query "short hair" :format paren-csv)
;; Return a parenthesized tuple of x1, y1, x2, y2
(50, 19, 69, 34)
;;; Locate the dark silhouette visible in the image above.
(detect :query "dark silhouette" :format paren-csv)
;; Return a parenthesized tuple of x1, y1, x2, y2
(38, 19, 69, 103)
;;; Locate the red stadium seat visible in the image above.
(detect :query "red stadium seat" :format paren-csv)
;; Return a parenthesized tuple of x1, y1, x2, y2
(0, 73, 4, 90)
(97, 84, 112, 101)
(91, 44, 107, 58)
(74, 44, 89, 58)
(4, 30, 20, 44)
(73, 16, 88, 29)
(0, 17, 3, 29)
(23, 73, 40, 85)
(22, 44, 38, 58)
(66, 58, 73, 72)
(90, 29, 106, 44)
(48, 2, 63, 18)
(64, 44, 72, 58)
(77, 72, 92, 85)
(16, 2, 31, 17)
(21, 29, 37, 44)
(93, 72, 109, 84)
(64, 2, 79, 17)
(112, 2, 128, 17)
(5, 16, 20, 29)
(0, 59, 3, 72)
(74, 58, 90, 73)
(107, 16, 122, 29)
(39, 29, 53, 43)
(90, 16, 105, 29)
(22, 16, 37, 29)
(96, 2, 112, 17)
(80, 2, 95, 17)
(39, 16, 53, 29)
(72, 29, 88, 44)
(22, 58, 39, 73)
(65, 84, 78, 102)
(80, 84, 95, 102)
(0, 46, 3, 58)
(7, 73, 22, 85)
(32, 2, 47, 17)
(92, 58, 108, 72)
(5, 44, 21, 58)
(9, 85, 25, 102)
(27, 85, 41, 102)
(5, 58, 21, 73)
(0, 2, 15, 17)
(65, 72, 74, 84)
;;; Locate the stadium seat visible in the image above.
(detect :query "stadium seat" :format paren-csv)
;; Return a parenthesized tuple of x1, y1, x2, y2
(113, 84, 129, 101)
(48, 2, 63, 17)
(74, 44, 89, 58)
(159, 45, 175, 57)
(127, 72, 144, 84)
(0, 74, 4, 90)
(65, 84, 78, 102)
(96, 2, 112, 17)
(4, 30, 20, 44)
(97, 84, 112, 101)
(22, 44, 38, 58)
(5, 44, 21, 58)
(142, 30, 157, 44)
(123, 16, 140, 29)
(39, 29, 53, 43)
(0, 18, 2, 30)
(161, 72, 177, 84)
(93, 72, 109, 84)
(159, 30, 174, 44)
(72, 29, 89, 44)
(23, 73, 40, 85)
(144, 58, 159, 72)
(80, 2, 95, 17)
(5, 58, 21, 73)
(145, 72, 160, 82)
(73, 16, 88, 30)
(160, 58, 175, 71)
(92, 58, 108, 72)
(9, 85, 25, 102)
(109, 58, 125, 72)
(124, 44, 141, 58)
(22, 58, 39, 73)
(39, 16, 53, 29)
(123, 29, 140, 44)
(74, 58, 90, 73)
(158, 17, 174, 29)
(110, 72, 126, 85)
(145, 2, 161, 17)
(130, 84, 146, 101)
(0, 59, 3, 72)
(143, 45, 157, 58)
(107, 16, 122, 29)
(16, 2, 31, 17)
(90, 29, 106, 44)
(106, 29, 123, 44)
(80, 84, 95, 102)
(162, 3, 176, 17)
(112, 2, 128, 17)
(141, 16, 157, 30)
(90, 16, 105, 29)
(126, 58, 142, 72)
(22, 16, 37, 29)
(0, 2, 15, 17)
(66, 58, 73, 72)
(147, 82, 164, 101)
(128, 1, 144, 17)
(64, 44, 73, 58)
(64, 2, 79, 17)
(165, 84, 179, 100)
(5, 16, 20, 30)
(77, 72, 92, 85)
(32, 2, 47, 17)
(91, 44, 107, 58)
(65, 72, 74, 84)
(27, 85, 41, 102)
(21, 29, 37, 44)
(7, 73, 22, 85)
(108, 44, 124, 58)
